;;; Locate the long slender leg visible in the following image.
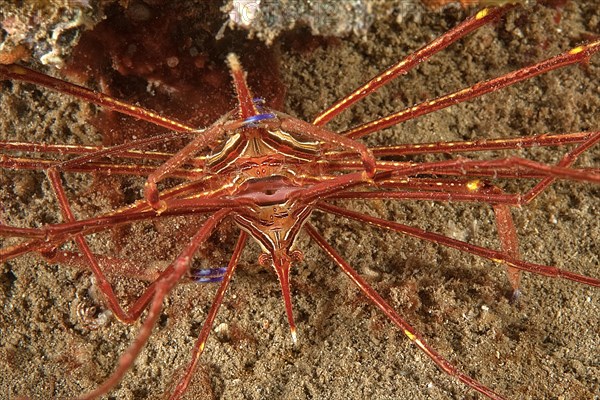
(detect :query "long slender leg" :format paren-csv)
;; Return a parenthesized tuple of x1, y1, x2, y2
(312, 5, 515, 126)
(0, 194, 236, 262)
(331, 188, 518, 204)
(521, 131, 600, 203)
(373, 177, 523, 294)
(488, 131, 600, 294)
(343, 40, 600, 139)
(380, 157, 600, 184)
(278, 114, 375, 178)
(317, 202, 600, 287)
(313, 156, 599, 184)
(292, 152, 600, 217)
(54, 130, 199, 172)
(0, 64, 196, 132)
(304, 159, 599, 180)
(317, 131, 600, 182)
(0, 154, 203, 179)
(0, 140, 179, 162)
(304, 223, 507, 400)
(170, 231, 248, 400)
(337, 130, 598, 294)
(324, 131, 596, 159)
(489, 131, 599, 293)
(46, 167, 157, 322)
(227, 53, 260, 119)
(76, 208, 230, 400)
(326, 181, 525, 295)
(45, 166, 235, 322)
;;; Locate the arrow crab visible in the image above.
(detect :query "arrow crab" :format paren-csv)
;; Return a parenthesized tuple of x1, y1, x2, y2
(1, 2, 599, 399)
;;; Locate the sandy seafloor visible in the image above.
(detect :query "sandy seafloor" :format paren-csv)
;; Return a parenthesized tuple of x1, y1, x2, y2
(0, 1, 599, 400)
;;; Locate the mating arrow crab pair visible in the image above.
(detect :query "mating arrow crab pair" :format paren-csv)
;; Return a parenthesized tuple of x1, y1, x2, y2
(1, 2, 599, 399)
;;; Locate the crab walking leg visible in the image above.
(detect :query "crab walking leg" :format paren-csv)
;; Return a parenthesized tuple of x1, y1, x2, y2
(489, 130, 599, 293)
(321, 131, 600, 183)
(330, 186, 520, 204)
(0, 139, 179, 162)
(0, 196, 236, 265)
(328, 183, 523, 295)
(379, 131, 598, 293)
(0, 154, 204, 178)
(278, 115, 375, 178)
(77, 209, 230, 400)
(325, 131, 596, 159)
(381, 157, 600, 184)
(304, 223, 507, 400)
(143, 120, 229, 210)
(170, 231, 249, 400)
(520, 131, 600, 203)
(312, 5, 515, 126)
(46, 168, 228, 323)
(343, 40, 600, 140)
(0, 63, 196, 132)
(333, 184, 525, 294)
(318, 203, 600, 287)
(336, 177, 525, 294)
(47, 167, 150, 322)
(478, 131, 600, 293)
(54, 130, 201, 172)
(298, 153, 600, 211)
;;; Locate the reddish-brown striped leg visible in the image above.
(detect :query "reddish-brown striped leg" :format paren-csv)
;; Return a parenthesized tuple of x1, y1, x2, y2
(317, 202, 600, 287)
(34, 168, 235, 326)
(380, 157, 600, 184)
(278, 115, 376, 178)
(53, 130, 198, 172)
(76, 209, 230, 400)
(313, 5, 515, 125)
(329, 130, 600, 207)
(342, 40, 600, 139)
(304, 156, 599, 185)
(0, 63, 195, 132)
(170, 231, 248, 400)
(0, 153, 203, 179)
(46, 167, 162, 322)
(324, 131, 596, 160)
(0, 140, 180, 162)
(0, 194, 235, 263)
(519, 131, 600, 203)
(328, 181, 520, 295)
(304, 223, 508, 400)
